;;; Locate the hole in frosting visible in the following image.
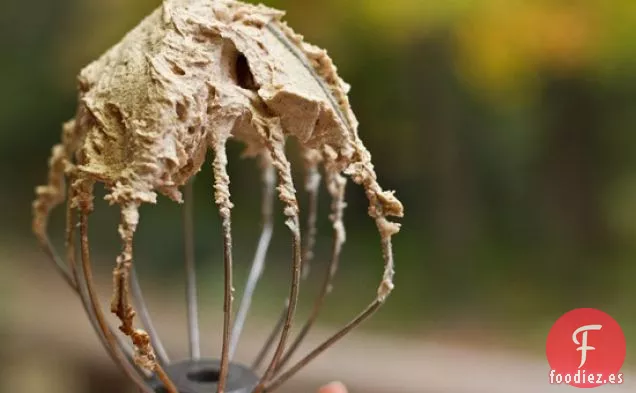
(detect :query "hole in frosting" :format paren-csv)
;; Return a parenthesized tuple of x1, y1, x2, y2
(235, 53, 258, 91)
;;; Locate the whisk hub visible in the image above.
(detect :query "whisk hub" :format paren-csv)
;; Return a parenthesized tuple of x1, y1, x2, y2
(150, 360, 258, 393)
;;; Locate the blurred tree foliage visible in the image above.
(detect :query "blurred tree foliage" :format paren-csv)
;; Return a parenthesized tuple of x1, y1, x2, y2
(2, 0, 636, 338)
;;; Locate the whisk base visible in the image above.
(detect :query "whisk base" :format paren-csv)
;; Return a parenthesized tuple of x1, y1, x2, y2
(149, 359, 258, 393)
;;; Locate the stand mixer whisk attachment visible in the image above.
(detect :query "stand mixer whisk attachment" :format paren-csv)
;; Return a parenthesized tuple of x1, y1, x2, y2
(32, 1, 403, 392)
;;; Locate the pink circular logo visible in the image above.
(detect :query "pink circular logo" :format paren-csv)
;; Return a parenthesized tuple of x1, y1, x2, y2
(546, 308, 626, 388)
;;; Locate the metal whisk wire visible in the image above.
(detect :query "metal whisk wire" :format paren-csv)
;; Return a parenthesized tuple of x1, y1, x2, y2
(32, 144, 393, 393)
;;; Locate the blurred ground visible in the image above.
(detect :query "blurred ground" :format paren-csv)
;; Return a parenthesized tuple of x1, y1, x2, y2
(3, 246, 635, 393)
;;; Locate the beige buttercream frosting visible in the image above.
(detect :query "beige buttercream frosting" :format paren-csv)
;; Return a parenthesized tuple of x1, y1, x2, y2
(34, 0, 403, 376)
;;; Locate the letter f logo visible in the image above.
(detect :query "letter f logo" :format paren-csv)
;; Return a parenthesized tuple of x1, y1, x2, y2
(573, 324, 602, 368)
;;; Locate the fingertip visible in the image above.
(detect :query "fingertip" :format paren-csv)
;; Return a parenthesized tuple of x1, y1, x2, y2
(318, 381, 348, 393)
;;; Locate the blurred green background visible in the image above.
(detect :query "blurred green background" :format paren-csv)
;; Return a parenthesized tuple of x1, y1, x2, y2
(1, 0, 636, 392)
